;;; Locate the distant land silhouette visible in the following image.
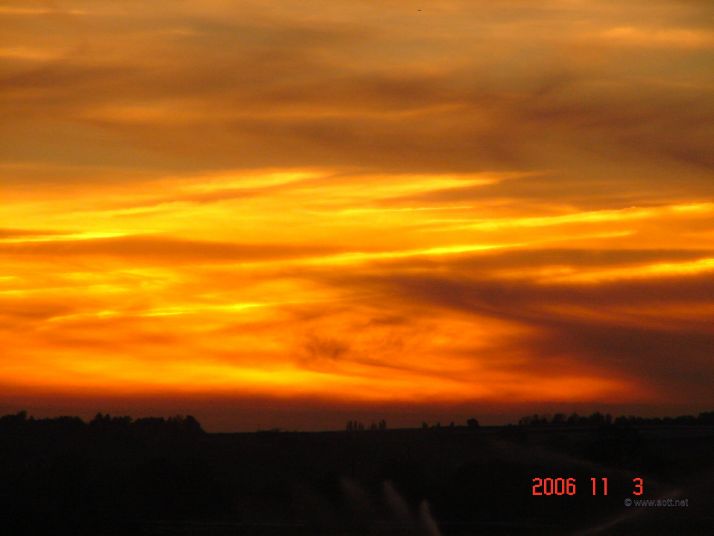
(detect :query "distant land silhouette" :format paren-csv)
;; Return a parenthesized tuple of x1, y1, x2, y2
(1, 410, 712, 535)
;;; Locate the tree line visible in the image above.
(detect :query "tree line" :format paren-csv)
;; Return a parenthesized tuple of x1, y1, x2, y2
(0, 410, 204, 436)
(1, 410, 712, 435)
(517, 410, 714, 427)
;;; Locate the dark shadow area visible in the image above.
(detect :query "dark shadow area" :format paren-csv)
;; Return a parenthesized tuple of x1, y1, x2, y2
(1, 411, 712, 535)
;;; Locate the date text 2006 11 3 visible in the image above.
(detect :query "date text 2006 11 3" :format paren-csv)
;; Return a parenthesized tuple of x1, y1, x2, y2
(531, 477, 644, 496)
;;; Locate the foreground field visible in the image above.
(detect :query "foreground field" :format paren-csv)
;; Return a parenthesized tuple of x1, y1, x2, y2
(1, 416, 713, 535)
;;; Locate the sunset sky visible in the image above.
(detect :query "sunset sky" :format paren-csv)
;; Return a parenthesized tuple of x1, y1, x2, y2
(2, 0, 713, 430)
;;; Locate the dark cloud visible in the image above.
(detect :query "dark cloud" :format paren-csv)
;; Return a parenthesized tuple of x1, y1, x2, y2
(318, 268, 714, 400)
(0, 228, 62, 238)
(2, 0, 712, 179)
(383, 172, 714, 210)
(0, 235, 341, 262)
(303, 335, 349, 362)
(532, 319, 714, 401)
(373, 248, 714, 273)
(345, 270, 714, 319)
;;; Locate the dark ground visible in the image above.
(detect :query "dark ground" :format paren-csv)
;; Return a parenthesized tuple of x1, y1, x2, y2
(1, 415, 713, 535)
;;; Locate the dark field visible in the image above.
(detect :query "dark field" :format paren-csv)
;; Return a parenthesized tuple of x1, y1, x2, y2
(1, 414, 713, 535)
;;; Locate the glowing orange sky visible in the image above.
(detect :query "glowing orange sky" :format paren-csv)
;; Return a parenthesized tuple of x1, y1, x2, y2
(1, 1, 713, 429)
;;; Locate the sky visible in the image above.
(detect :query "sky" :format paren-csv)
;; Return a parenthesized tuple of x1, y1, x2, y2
(1, 0, 713, 430)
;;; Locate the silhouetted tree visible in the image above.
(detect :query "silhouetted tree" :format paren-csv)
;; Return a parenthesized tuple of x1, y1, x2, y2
(699, 411, 714, 424)
(467, 418, 480, 428)
(588, 412, 605, 425)
(182, 415, 204, 434)
(346, 420, 365, 432)
(0, 410, 28, 430)
(519, 414, 548, 426)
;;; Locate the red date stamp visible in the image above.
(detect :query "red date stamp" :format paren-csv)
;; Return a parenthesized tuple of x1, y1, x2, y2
(531, 477, 645, 496)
